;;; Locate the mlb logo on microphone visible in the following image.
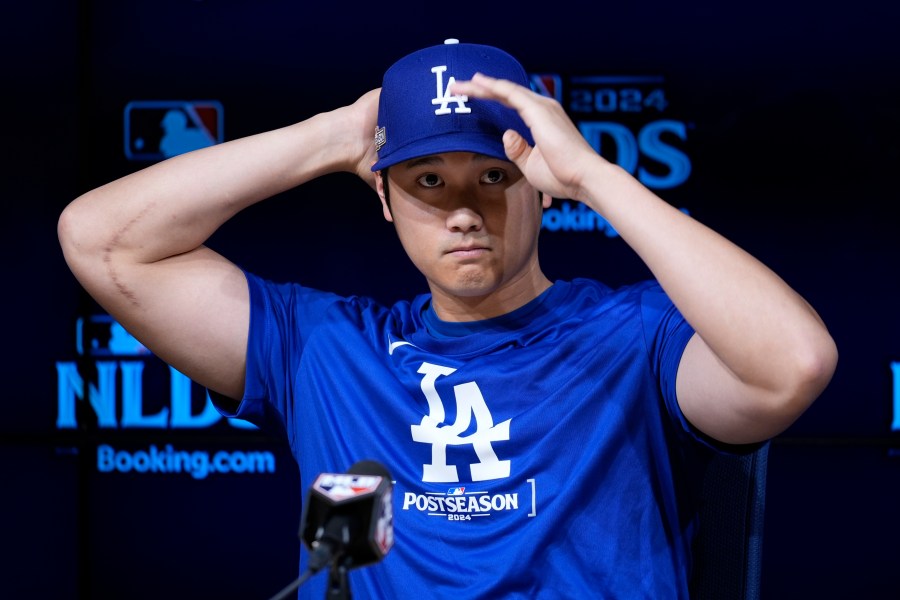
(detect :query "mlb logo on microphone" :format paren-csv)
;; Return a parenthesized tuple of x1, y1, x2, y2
(314, 473, 382, 502)
(124, 100, 224, 161)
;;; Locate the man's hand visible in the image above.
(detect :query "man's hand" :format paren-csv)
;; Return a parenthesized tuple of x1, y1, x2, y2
(343, 88, 381, 190)
(450, 73, 604, 202)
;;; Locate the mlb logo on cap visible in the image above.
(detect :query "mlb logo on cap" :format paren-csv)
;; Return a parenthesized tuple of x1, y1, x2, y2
(371, 39, 534, 171)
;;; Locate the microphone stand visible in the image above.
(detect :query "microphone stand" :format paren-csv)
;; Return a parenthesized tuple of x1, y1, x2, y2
(266, 535, 341, 600)
(325, 559, 351, 600)
(267, 558, 351, 600)
(266, 556, 352, 600)
(267, 569, 313, 600)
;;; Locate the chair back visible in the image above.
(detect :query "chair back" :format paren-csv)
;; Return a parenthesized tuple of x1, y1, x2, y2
(689, 441, 771, 600)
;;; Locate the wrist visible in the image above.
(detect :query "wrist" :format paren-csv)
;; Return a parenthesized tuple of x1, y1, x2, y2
(574, 155, 624, 209)
(284, 109, 358, 180)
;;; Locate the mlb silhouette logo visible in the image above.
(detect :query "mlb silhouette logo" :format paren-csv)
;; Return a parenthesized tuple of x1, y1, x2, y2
(529, 74, 562, 102)
(76, 314, 150, 357)
(124, 100, 224, 161)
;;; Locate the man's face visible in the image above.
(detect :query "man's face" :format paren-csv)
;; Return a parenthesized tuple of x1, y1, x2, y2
(376, 152, 551, 318)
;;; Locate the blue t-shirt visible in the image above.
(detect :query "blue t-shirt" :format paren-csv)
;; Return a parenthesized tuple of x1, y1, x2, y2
(219, 273, 712, 599)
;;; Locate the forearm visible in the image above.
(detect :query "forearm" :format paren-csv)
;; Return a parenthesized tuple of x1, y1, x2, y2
(59, 109, 349, 268)
(580, 161, 836, 395)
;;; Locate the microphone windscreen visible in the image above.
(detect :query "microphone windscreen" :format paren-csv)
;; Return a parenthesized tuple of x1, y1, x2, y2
(348, 460, 391, 479)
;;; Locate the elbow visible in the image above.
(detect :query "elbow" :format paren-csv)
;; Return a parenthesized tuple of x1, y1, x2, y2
(57, 201, 82, 266)
(690, 334, 839, 446)
(773, 333, 839, 427)
(58, 196, 108, 286)
(797, 333, 838, 402)
(59, 197, 85, 245)
(58, 195, 103, 267)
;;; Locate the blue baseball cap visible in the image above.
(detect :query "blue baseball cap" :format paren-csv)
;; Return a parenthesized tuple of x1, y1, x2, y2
(371, 39, 534, 172)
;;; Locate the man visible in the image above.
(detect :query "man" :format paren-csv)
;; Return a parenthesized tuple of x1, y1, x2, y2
(58, 39, 837, 598)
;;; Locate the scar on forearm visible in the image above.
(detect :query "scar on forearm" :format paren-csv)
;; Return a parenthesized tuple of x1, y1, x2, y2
(102, 202, 156, 308)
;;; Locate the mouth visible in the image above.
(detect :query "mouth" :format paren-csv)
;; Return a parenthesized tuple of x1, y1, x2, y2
(445, 244, 491, 259)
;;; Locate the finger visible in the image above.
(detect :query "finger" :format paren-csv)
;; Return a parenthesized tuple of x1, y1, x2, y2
(451, 73, 503, 101)
(453, 73, 546, 131)
(450, 73, 524, 107)
(502, 129, 530, 164)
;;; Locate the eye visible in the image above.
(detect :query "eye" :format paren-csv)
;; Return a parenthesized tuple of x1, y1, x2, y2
(480, 169, 506, 184)
(416, 173, 443, 188)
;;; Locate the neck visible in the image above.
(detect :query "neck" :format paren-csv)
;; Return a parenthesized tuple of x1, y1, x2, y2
(429, 268, 553, 322)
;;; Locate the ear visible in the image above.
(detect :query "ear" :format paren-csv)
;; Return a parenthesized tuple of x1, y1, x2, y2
(374, 168, 394, 222)
(541, 192, 553, 209)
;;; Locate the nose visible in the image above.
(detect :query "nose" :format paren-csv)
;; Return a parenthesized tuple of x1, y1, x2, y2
(446, 203, 483, 233)
(444, 188, 484, 233)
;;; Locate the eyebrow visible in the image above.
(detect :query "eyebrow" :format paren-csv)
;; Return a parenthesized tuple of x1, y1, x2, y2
(401, 153, 495, 170)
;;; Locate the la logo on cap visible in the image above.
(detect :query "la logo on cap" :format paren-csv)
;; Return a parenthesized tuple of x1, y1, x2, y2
(431, 66, 471, 115)
(431, 38, 471, 116)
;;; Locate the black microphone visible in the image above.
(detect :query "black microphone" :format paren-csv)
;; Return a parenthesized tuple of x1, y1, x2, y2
(267, 460, 394, 600)
(301, 460, 395, 573)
